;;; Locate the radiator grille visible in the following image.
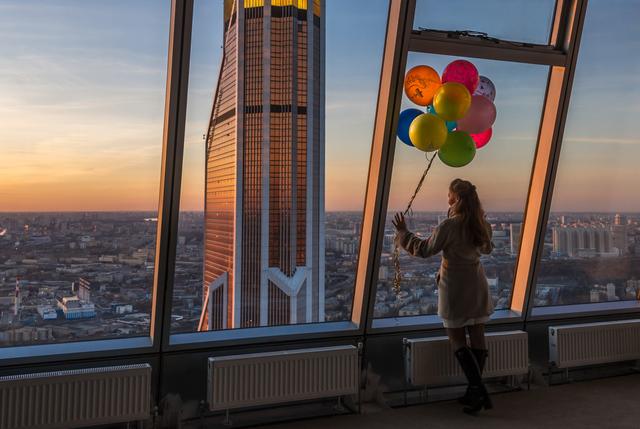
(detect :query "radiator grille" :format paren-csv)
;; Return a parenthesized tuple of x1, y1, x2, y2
(208, 345, 359, 411)
(405, 331, 529, 386)
(549, 319, 640, 369)
(0, 364, 151, 429)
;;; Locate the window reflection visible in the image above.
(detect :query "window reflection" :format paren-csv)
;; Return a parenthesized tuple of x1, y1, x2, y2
(534, 0, 640, 307)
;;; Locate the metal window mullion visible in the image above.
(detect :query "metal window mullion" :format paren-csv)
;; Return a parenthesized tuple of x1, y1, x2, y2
(352, 0, 415, 330)
(510, 0, 588, 318)
(150, 0, 194, 351)
(408, 34, 567, 66)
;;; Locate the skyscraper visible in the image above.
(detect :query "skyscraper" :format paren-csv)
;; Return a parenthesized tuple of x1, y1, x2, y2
(200, 0, 325, 330)
(614, 213, 627, 226)
(14, 278, 20, 317)
(509, 223, 522, 256)
(611, 213, 629, 255)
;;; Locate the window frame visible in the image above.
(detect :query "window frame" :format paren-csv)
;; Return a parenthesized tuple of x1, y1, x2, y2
(0, 0, 191, 366)
(6, 0, 632, 366)
(363, 0, 592, 333)
(411, 0, 561, 48)
(524, 0, 640, 319)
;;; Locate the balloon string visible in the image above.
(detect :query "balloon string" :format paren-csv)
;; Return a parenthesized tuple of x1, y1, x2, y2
(402, 152, 438, 216)
(392, 151, 438, 297)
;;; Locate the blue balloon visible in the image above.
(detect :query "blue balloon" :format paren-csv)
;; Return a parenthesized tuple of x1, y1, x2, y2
(427, 105, 456, 131)
(397, 108, 422, 146)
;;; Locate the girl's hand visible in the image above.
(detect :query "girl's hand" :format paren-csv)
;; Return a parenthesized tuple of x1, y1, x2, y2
(392, 212, 407, 233)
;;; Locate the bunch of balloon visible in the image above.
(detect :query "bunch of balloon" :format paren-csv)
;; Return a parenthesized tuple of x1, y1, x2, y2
(398, 60, 497, 162)
(393, 60, 498, 295)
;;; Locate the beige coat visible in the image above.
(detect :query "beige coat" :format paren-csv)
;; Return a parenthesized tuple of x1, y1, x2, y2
(395, 216, 494, 321)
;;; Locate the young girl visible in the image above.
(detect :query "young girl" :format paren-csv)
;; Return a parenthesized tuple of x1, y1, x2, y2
(392, 178, 494, 415)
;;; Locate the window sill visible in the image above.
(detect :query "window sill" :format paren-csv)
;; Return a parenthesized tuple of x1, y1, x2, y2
(0, 336, 153, 366)
(167, 321, 360, 350)
(370, 309, 522, 333)
(529, 300, 640, 321)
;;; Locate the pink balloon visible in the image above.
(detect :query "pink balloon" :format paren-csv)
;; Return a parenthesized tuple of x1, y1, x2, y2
(470, 128, 493, 149)
(442, 60, 479, 94)
(457, 95, 497, 134)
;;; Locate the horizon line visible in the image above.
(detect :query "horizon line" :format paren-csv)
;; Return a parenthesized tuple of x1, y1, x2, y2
(0, 210, 638, 215)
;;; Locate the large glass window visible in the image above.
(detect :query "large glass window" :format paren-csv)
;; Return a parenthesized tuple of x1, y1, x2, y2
(374, 53, 548, 320)
(533, 0, 640, 308)
(0, 1, 170, 346)
(170, 0, 388, 334)
(412, 0, 557, 45)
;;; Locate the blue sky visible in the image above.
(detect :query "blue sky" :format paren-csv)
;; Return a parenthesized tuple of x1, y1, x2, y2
(0, 0, 638, 212)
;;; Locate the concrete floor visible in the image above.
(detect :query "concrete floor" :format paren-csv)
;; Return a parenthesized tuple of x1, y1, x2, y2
(263, 374, 640, 429)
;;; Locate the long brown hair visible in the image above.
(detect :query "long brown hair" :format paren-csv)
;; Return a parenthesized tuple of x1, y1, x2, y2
(449, 179, 491, 248)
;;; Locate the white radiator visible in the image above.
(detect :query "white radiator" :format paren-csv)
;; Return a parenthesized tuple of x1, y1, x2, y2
(208, 345, 359, 411)
(0, 364, 151, 429)
(549, 319, 640, 369)
(405, 331, 529, 386)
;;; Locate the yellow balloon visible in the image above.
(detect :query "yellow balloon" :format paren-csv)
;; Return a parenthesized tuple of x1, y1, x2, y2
(408, 113, 448, 152)
(433, 82, 472, 121)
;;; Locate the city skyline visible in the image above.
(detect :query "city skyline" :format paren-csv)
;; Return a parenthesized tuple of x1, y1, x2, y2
(0, 0, 638, 213)
(4, 208, 636, 345)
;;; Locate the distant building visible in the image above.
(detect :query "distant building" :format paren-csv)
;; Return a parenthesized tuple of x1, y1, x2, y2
(77, 277, 91, 302)
(552, 225, 612, 258)
(379, 265, 388, 281)
(606, 283, 617, 301)
(614, 213, 627, 226)
(383, 233, 395, 250)
(0, 296, 14, 306)
(37, 306, 58, 320)
(56, 296, 96, 320)
(611, 225, 628, 256)
(509, 223, 522, 256)
(98, 255, 117, 263)
(13, 278, 20, 316)
(626, 279, 640, 297)
(0, 326, 52, 343)
(111, 304, 134, 315)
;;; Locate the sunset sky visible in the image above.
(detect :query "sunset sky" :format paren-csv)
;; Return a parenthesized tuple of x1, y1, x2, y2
(0, 0, 638, 213)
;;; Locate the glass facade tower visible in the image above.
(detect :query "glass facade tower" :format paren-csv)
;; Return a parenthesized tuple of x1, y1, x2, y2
(201, 0, 324, 330)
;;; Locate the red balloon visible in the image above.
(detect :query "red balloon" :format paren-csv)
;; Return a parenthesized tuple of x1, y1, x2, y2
(442, 60, 479, 94)
(470, 128, 493, 149)
(456, 95, 497, 134)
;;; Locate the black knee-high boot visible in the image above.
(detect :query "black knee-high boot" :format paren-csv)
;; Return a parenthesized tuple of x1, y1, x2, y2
(454, 347, 492, 414)
(458, 348, 489, 405)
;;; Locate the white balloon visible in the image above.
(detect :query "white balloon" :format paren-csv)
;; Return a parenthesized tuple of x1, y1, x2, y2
(474, 75, 496, 102)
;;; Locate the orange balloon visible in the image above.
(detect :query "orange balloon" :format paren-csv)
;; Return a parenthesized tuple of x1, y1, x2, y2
(404, 65, 441, 106)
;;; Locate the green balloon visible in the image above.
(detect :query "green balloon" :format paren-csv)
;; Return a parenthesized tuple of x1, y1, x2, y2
(438, 131, 476, 167)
